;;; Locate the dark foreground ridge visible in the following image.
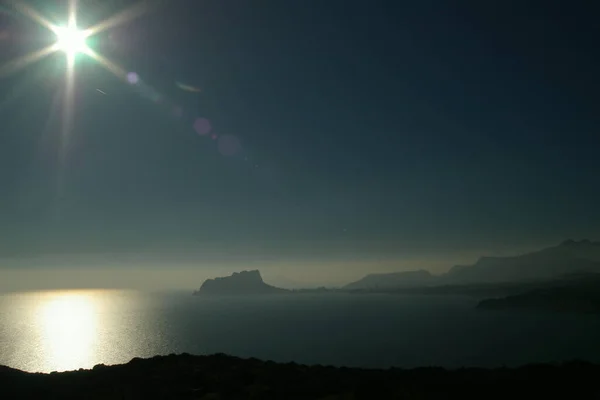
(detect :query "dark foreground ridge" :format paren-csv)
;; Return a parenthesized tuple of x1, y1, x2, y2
(2, 354, 600, 399)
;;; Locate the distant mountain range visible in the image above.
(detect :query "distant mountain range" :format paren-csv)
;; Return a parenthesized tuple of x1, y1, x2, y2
(344, 270, 433, 290)
(344, 240, 600, 290)
(195, 240, 600, 295)
(194, 242, 600, 314)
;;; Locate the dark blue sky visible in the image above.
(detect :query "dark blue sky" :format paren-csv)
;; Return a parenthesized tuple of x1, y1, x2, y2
(1, 0, 599, 261)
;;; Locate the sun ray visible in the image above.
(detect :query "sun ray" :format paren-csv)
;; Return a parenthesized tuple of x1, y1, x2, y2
(0, 44, 58, 77)
(54, 55, 75, 207)
(62, 55, 75, 151)
(83, 48, 129, 81)
(11, 0, 56, 32)
(85, 0, 160, 37)
(68, 0, 76, 27)
(53, 0, 79, 201)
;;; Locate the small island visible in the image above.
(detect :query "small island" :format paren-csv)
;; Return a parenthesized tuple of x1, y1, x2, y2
(193, 270, 289, 295)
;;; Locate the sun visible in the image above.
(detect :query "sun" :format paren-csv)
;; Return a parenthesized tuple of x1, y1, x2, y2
(52, 24, 90, 57)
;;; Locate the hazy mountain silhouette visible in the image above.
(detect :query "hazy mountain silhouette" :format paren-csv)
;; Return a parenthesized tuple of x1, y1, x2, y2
(345, 240, 600, 289)
(193, 270, 288, 295)
(344, 270, 435, 290)
(477, 272, 600, 313)
(445, 240, 600, 284)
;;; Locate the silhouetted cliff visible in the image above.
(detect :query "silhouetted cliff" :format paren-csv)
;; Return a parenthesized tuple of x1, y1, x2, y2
(194, 270, 288, 295)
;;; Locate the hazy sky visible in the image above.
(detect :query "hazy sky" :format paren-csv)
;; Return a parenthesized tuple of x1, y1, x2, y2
(0, 0, 599, 289)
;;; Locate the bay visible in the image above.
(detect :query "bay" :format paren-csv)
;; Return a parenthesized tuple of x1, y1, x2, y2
(1, 290, 599, 373)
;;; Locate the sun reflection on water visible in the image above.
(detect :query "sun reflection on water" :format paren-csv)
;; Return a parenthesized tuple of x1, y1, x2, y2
(37, 291, 99, 372)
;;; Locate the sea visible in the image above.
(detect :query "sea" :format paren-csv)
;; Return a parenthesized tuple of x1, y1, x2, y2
(1, 289, 599, 373)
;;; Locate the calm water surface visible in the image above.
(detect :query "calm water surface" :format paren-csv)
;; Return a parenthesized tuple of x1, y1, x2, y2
(1, 290, 599, 372)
